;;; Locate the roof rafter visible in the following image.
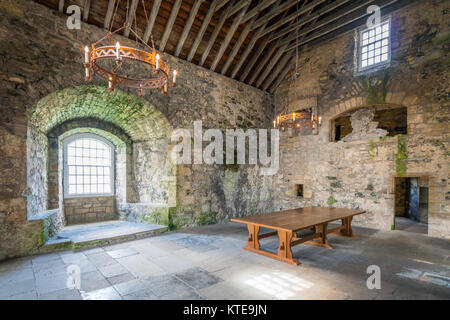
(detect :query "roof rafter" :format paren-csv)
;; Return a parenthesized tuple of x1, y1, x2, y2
(269, 55, 295, 93)
(228, 0, 283, 78)
(83, 0, 91, 22)
(199, 0, 236, 66)
(265, 0, 347, 41)
(258, 1, 317, 89)
(221, 15, 257, 75)
(245, 0, 312, 84)
(265, 3, 321, 91)
(262, 51, 292, 91)
(230, 21, 268, 78)
(143, 0, 162, 44)
(228, 0, 252, 18)
(255, 43, 289, 87)
(175, 0, 204, 57)
(252, 0, 302, 30)
(241, 0, 278, 24)
(123, 0, 139, 37)
(279, 0, 375, 48)
(159, 0, 183, 51)
(284, 0, 394, 51)
(210, 3, 251, 71)
(104, 0, 116, 30)
(237, 0, 290, 81)
(187, 0, 226, 62)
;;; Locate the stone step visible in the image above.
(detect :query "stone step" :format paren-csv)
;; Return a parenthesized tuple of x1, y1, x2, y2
(41, 220, 167, 253)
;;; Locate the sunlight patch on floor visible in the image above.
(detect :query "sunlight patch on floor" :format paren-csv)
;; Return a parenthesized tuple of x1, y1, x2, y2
(244, 271, 313, 299)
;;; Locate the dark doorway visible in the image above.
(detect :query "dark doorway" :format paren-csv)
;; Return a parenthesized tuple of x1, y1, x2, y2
(394, 177, 428, 234)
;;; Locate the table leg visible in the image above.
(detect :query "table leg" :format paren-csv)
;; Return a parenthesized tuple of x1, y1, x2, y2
(277, 230, 300, 265)
(340, 216, 356, 238)
(305, 223, 333, 249)
(247, 224, 260, 249)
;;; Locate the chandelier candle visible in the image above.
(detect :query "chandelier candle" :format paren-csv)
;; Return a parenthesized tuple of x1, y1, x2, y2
(156, 54, 160, 70)
(115, 42, 120, 60)
(84, 46, 90, 79)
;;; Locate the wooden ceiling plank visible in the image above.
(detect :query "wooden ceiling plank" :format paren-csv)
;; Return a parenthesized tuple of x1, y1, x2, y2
(123, 0, 140, 37)
(221, 15, 256, 75)
(83, 0, 91, 22)
(143, 0, 162, 44)
(230, 21, 267, 79)
(269, 55, 295, 93)
(240, 0, 294, 82)
(269, 0, 352, 43)
(216, 0, 231, 11)
(187, 0, 223, 62)
(267, 5, 321, 92)
(159, 0, 183, 51)
(262, 52, 292, 91)
(238, 34, 268, 81)
(104, 0, 116, 30)
(58, 0, 64, 13)
(199, 1, 236, 66)
(210, 4, 250, 71)
(175, 0, 204, 57)
(230, 0, 283, 79)
(247, 39, 280, 85)
(228, 0, 252, 18)
(241, 0, 278, 24)
(255, 43, 288, 87)
(284, 0, 388, 51)
(252, 0, 301, 30)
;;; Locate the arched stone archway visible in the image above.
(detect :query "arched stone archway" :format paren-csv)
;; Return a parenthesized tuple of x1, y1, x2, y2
(30, 86, 172, 142)
(26, 86, 176, 231)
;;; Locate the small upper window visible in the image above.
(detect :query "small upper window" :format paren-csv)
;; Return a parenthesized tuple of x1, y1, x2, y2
(359, 20, 390, 72)
(63, 134, 114, 197)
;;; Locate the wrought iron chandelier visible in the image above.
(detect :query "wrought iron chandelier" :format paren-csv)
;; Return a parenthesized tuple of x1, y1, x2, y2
(273, 109, 322, 130)
(83, 0, 176, 96)
(273, 1, 321, 132)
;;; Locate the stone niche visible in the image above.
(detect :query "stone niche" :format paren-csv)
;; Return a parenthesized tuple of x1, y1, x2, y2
(341, 108, 388, 142)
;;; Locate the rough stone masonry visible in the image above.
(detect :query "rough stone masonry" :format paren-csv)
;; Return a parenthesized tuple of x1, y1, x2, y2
(0, 0, 448, 261)
(273, 0, 449, 238)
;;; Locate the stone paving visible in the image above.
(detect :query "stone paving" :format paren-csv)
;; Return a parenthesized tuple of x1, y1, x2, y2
(0, 223, 449, 300)
(395, 217, 428, 235)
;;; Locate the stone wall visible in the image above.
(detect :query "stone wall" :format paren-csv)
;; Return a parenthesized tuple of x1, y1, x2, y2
(0, 0, 274, 260)
(274, 0, 449, 238)
(64, 196, 116, 225)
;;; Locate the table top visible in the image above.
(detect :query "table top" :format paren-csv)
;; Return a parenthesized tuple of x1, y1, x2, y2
(231, 206, 365, 232)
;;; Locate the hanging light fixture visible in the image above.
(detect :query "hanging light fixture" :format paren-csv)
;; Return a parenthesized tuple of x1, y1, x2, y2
(273, 1, 321, 132)
(83, 0, 177, 96)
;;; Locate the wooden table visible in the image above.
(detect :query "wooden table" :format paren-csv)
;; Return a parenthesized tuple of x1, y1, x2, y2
(231, 206, 365, 265)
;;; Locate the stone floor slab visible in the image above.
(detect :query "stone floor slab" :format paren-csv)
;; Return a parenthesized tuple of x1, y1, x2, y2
(39, 288, 82, 300)
(81, 286, 122, 300)
(174, 267, 223, 290)
(116, 254, 165, 278)
(1, 222, 450, 300)
(99, 263, 129, 278)
(80, 270, 110, 292)
(106, 248, 139, 259)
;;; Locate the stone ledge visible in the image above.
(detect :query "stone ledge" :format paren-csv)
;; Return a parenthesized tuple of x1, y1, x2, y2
(28, 208, 59, 221)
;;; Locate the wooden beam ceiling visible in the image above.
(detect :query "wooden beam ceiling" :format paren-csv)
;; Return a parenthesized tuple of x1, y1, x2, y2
(38, 0, 409, 93)
(142, 0, 162, 43)
(83, 0, 91, 22)
(123, 0, 139, 37)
